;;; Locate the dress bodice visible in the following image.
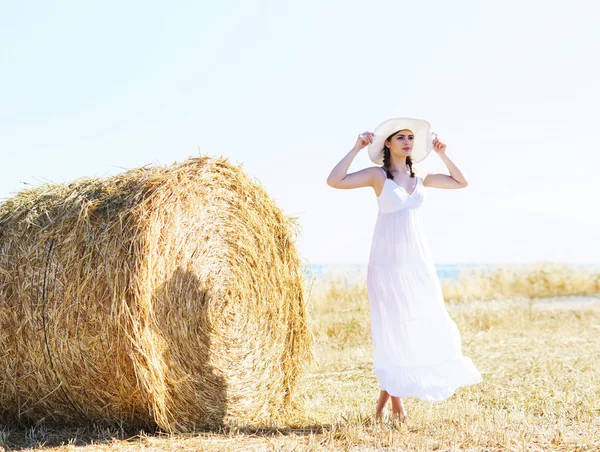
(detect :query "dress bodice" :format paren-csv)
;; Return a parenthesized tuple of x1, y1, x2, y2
(376, 168, 425, 213)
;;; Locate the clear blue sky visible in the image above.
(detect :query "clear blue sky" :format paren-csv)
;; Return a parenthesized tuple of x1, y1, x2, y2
(1, 0, 598, 265)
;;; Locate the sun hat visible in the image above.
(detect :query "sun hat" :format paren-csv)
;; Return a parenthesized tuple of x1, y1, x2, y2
(367, 117, 434, 164)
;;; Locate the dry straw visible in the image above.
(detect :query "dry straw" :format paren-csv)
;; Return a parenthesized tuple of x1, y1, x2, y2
(0, 155, 312, 433)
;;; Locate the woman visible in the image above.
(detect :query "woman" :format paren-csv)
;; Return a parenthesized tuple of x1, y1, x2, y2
(326, 117, 483, 424)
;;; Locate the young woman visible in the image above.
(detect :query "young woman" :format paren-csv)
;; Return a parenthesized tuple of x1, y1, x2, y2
(326, 117, 483, 424)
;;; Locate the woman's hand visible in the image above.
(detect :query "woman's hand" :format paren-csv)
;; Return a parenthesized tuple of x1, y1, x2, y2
(354, 131, 374, 151)
(432, 132, 447, 155)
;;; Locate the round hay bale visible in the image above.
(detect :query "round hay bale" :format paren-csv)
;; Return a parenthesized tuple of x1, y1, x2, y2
(0, 155, 312, 432)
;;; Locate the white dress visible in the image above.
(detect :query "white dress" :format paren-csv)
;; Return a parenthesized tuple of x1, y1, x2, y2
(367, 167, 483, 401)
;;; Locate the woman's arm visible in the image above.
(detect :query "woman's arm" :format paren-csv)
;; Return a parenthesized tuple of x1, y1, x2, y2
(326, 147, 372, 190)
(422, 134, 468, 189)
(327, 131, 377, 190)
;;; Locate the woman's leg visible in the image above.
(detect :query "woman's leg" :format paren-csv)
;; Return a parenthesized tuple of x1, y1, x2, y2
(390, 396, 408, 421)
(375, 390, 390, 418)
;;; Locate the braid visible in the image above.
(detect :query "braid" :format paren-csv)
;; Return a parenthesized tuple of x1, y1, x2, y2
(406, 156, 415, 177)
(382, 146, 393, 180)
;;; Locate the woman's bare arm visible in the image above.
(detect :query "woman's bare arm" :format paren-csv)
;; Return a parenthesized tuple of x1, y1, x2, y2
(422, 134, 468, 189)
(327, 131, 377, 190)
(326, 147, 378, 190)
(422, 153, 468, 189)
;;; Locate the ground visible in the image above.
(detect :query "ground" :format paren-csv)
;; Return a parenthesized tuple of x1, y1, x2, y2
(1, 273, 599, 451)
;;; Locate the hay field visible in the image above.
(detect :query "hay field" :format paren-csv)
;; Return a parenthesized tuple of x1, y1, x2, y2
(1, 263, 599, 451)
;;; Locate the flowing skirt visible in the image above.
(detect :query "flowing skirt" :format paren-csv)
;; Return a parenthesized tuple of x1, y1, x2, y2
(367, 208, 483, 401)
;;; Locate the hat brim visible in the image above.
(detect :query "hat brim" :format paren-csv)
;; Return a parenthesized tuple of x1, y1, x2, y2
(367, 117, 433, 164)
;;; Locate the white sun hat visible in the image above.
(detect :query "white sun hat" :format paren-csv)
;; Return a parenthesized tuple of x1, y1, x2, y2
(367, 117, 434, 164)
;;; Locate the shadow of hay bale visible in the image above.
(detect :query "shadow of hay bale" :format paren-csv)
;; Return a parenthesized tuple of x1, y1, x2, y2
(0, 422, 334, 450)
(0, 155, 312, 433)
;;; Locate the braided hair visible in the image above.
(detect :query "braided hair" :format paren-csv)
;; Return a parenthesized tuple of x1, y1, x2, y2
(382, 131, 415, 179)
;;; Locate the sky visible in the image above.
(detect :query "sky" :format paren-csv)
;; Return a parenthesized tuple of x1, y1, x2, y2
(1, 0, 598, 266)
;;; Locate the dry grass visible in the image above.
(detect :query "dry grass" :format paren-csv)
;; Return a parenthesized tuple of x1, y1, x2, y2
(0, 155, 311, 433)
(1, 263, 599, 450)
(440, 261, 600, 302)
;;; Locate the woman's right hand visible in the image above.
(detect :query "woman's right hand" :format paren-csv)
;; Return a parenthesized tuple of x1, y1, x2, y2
(354, 131, 374, 151)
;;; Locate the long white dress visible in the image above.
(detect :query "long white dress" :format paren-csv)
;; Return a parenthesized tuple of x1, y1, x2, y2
(367, 167, 483, 401)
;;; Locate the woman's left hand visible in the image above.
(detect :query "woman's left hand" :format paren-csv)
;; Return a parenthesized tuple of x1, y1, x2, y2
(432, 132, 446, 155)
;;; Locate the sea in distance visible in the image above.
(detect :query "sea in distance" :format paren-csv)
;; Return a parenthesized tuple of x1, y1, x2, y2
(301, 262, 600, 283)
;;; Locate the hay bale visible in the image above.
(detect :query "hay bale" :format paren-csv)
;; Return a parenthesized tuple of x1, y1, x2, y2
(0, 155, 311, 432)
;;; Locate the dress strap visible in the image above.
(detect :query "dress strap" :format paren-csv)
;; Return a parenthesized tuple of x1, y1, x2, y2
(379, 167, 387, 177)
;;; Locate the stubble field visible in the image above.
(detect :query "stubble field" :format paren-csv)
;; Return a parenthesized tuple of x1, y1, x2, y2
(1, 262, 599, 451)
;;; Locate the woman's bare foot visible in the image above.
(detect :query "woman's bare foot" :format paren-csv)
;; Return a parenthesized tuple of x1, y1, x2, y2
(390, 396, 408, 423)
(390, 409, 408, 423)
(375, 389, 390, 419)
